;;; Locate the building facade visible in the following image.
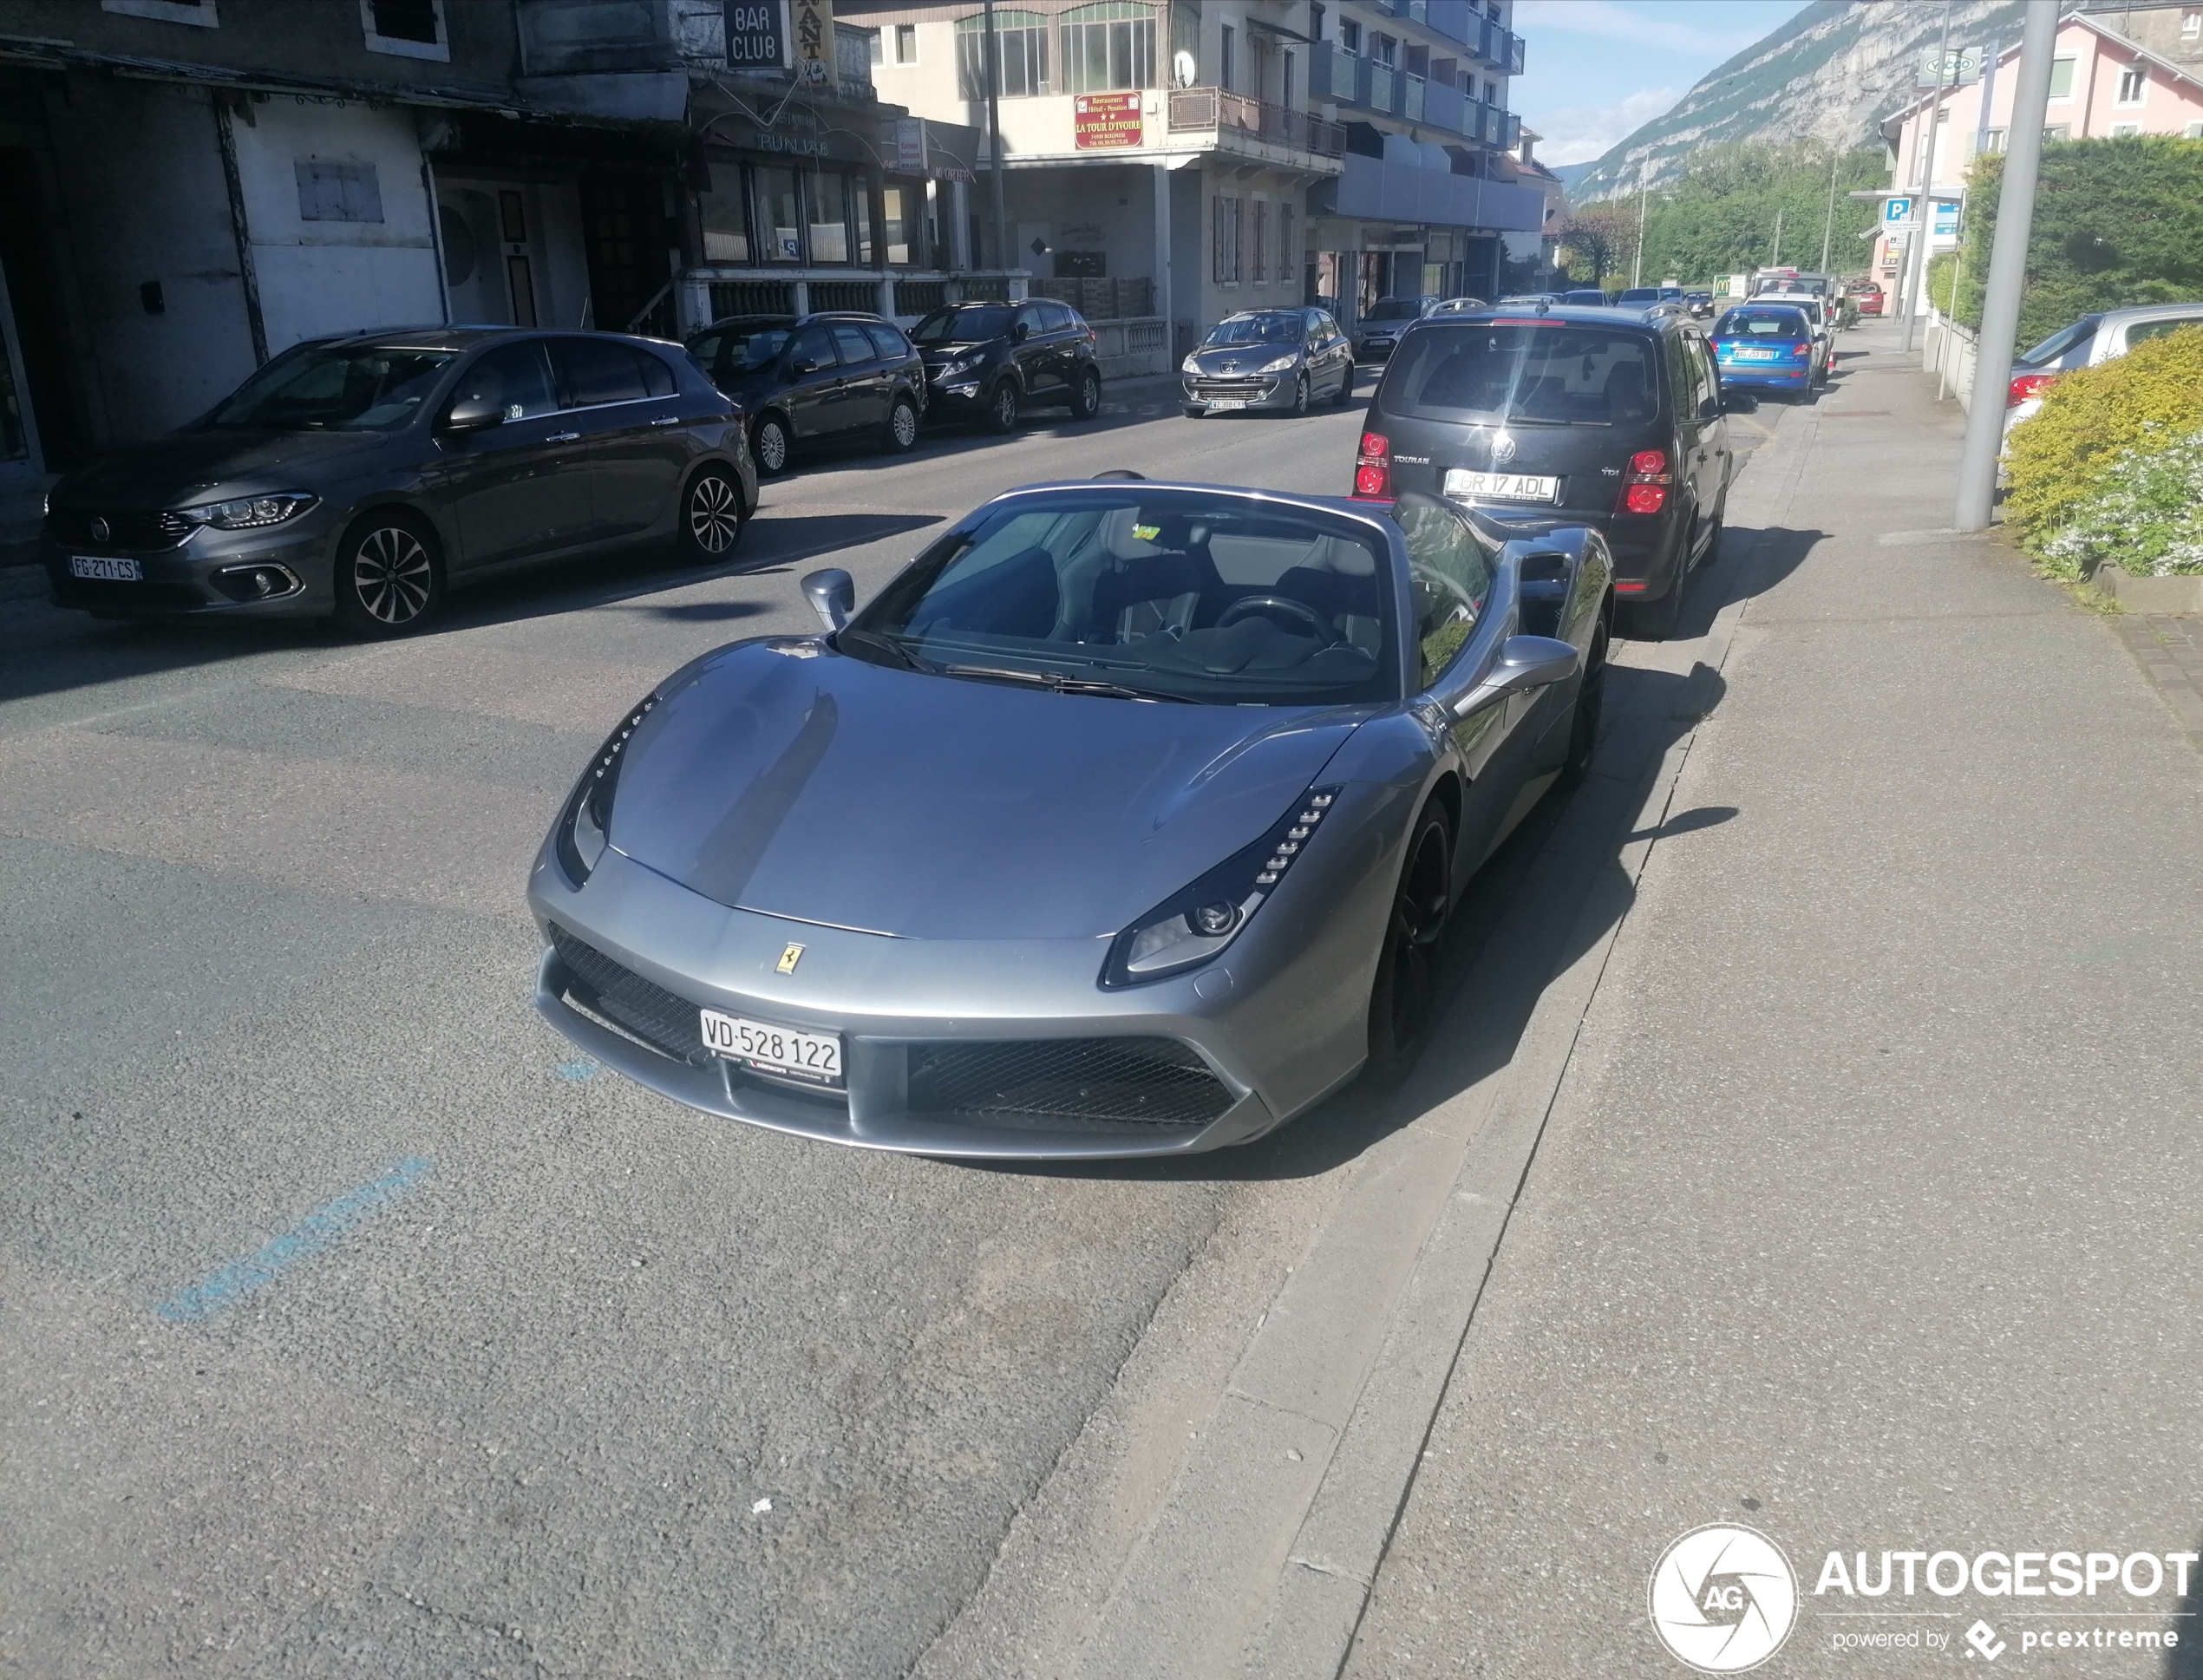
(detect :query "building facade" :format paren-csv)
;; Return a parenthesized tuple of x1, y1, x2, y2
(1875, 8, 2203, 292)
(845, 0, 1543, 351)
(0, 0, 1018, 500)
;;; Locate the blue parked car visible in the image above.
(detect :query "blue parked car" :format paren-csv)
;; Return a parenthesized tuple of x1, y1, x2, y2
(1709, 304, 1816, 398)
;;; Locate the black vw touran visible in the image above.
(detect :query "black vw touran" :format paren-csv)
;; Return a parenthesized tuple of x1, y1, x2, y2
(1350, 304, 1734, 637)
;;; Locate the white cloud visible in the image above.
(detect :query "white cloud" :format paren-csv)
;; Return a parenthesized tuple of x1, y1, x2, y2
(1529, 87, 1681, 165)
(1513, 0, 1766, 57)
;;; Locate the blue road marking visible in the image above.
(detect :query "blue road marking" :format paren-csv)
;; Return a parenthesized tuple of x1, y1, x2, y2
(554, 1058, 600, 1082)
(153, 1156, 433, 1324)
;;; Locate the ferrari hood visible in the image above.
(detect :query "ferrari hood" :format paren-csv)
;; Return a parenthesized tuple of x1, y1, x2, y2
(607, 641, 1365, 940)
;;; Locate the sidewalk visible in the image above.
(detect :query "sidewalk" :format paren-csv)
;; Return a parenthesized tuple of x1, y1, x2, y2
(1332, 325, 2203, 1673)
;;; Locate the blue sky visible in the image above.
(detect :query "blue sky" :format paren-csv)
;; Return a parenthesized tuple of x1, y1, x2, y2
(1513, 0, 1814, 166)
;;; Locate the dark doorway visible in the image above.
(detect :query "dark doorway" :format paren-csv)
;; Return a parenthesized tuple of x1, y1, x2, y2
(0, 144, 94, 468)
(579, 179, 676, 338)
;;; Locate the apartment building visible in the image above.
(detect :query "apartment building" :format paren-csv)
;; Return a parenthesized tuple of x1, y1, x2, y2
(846, 0, 1543, 350)
(1876, 7, 2203, 289)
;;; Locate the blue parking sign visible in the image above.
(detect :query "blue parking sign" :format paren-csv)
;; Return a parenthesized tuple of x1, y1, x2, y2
(1885, 197, 1913, 224)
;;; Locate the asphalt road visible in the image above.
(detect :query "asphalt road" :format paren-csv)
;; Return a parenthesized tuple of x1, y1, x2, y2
(0, 382, 1409, 1680)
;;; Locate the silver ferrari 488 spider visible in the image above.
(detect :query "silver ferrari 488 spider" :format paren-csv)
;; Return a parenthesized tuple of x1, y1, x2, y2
(527, 480, 1611, 1158)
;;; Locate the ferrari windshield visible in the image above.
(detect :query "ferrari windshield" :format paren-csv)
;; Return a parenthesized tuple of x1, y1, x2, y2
(205, 343, 457, 430)
(1203, 312, 1301, 348)
(842, 491, 1402, 706)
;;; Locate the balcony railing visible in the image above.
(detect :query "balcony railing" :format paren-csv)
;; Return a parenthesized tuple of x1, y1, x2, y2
(1369, 61, 1397, 114)
(1167, 87, 1347, 158)
(1403, 73, 1425, 121)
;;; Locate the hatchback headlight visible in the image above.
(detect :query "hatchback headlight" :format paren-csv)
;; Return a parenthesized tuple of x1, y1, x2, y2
(178, 493, 318, 530)
(555, 693, 659, 886)
(1181, 353, 1203, 374)
(1102, 785, 1342, 987)
(1258, 354, 1298, 374)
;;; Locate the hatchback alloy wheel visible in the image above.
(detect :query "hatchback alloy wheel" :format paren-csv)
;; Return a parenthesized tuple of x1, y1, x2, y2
(1291, 374, 1310, 416)
(754, 415, 790, 475)
(337, 520, 440, 635)
(886, 395, 919, 452)
(684, 467, 746, 558)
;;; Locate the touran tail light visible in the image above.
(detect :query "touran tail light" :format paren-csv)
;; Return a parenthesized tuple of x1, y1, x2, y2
(1618, 448, 1670, 517)
(2007, 370, 2056, 408)
(1353, 430, 1392, 500)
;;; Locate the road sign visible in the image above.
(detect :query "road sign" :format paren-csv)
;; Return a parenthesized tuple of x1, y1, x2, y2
(1918, 47, 1984, 86)
(1934, 200, 1961, 237)
(1885, 197, 1914, 224)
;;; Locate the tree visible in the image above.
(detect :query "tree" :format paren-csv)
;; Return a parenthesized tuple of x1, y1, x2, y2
(1940, 135, 2203, 350)
(1559, 203, 1633, 288)
(1572, 142, 1884, 285)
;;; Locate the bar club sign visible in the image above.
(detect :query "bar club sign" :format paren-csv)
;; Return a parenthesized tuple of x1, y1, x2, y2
(1074, 92, 1143, 149)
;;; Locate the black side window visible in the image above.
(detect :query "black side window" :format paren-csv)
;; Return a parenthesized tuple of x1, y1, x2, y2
(863, 322, 912, 361)
(1014, 304, 1045, 339)
(452, 341, 558, 421)
(829, 323, 876, 366)
(554, 338, 650, 407)
(635, 348, 677, 397)
(1042, 303, 1076, 333)
(788, 324, 838, 373)
(687, 332, 724, 377)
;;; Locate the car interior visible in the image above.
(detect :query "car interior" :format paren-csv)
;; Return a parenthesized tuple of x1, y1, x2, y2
(855, 500, 1400, 699)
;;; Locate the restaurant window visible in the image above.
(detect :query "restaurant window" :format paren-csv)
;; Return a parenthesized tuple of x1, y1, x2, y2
(895, 21, 918, 62)
(700, 162, 752, 263)
(758, 166, 801, 262)
(957, 9, 1049, 99)
(807, 169, 851, 264)
(884, 184, 922, 265)
(1062, 2, 1157, 93)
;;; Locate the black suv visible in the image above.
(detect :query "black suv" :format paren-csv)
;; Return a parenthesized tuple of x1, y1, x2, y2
(685, 311, 925, 475)
(1350, 304, 1733, 638)
(910, 299, 1104, 433)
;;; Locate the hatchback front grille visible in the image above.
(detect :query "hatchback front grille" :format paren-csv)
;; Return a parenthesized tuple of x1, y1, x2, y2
(46, 508, 195, 551)
(549, 925, 704, 1064)
(906, 1037, 1233, 1129)
(1190, 376, 1273, 398)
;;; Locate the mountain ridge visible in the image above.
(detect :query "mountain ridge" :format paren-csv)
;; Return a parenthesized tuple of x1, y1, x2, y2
(1566, 0, 2031, 204)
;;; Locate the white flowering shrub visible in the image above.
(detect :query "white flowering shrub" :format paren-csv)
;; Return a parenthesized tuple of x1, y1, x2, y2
(2037, 422, 2203, 579)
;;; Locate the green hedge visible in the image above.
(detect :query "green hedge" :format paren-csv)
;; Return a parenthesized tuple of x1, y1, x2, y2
(1941, 136, 2203, 349)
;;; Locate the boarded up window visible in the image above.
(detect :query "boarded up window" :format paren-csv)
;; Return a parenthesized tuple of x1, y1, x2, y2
(296, 160, 384, 223)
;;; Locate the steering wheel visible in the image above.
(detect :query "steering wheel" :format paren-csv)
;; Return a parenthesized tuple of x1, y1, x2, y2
(1217, 595, 1336, 644)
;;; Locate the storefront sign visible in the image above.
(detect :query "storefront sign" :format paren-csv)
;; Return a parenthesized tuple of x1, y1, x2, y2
(895, 116, 925, 173)
(724, 1, 787, 69)
(792, 0, 833, 85)
(1074, 92, 1143, 150)
(751, 131, 830, 157)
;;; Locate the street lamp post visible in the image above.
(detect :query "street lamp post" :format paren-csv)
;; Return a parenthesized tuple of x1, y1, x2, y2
(1899, 0, 1955, 355)
(1956, 0, 2060, 530)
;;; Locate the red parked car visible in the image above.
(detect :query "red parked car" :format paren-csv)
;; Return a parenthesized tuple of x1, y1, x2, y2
(1851, 282, 1886, 317)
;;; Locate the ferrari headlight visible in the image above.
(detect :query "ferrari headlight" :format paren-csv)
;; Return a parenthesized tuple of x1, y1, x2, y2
(1258, 354, 1298, 374)
(179, 493, 318, 530)
(555, 693, 659, 886)
(1102, 786, 1342, 987)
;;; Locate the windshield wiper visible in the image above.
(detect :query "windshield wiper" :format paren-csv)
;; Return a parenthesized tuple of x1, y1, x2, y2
(838, 628, 938, 673)
(943, 664, 1194, 703)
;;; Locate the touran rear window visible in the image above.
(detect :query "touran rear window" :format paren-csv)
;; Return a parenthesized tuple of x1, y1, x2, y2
(1379, 323, 1661, 427)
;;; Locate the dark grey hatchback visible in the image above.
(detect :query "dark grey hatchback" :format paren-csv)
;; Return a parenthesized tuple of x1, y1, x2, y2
(1350, 304, 1732, 637)
(43, 327, 755, 635)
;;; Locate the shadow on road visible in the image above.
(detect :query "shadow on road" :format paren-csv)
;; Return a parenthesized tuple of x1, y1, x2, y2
(0, 510, 942, 708)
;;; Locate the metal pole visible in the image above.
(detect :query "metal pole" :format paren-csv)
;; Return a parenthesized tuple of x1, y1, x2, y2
(1975, 39, 2000, 158)
(1770, 206, 1783, 268)
(1956, 0, 2058, 530)
(1899, 0, 1954, 354)
(1819, 145, 1840, 271)
(1632, 161, 1646, 287)
(1938, 194, 1967, 401)
(983, 0, 1009, 274)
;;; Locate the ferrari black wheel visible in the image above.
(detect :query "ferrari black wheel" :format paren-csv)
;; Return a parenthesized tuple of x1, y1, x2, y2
(1559, 621, 1609, 788)
(1366, 801, 1453, 1082)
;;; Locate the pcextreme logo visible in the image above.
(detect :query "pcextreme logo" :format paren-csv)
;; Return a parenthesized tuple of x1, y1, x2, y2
(1650, 1524, 1801, 1673)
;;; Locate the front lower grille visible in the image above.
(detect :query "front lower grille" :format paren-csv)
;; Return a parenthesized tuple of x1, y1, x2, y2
(46, 508, 195, 551)
(550, 925, 704, 1064)
(1189, 376, 1273, 398)
(906, 1037, 1233, 1129)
